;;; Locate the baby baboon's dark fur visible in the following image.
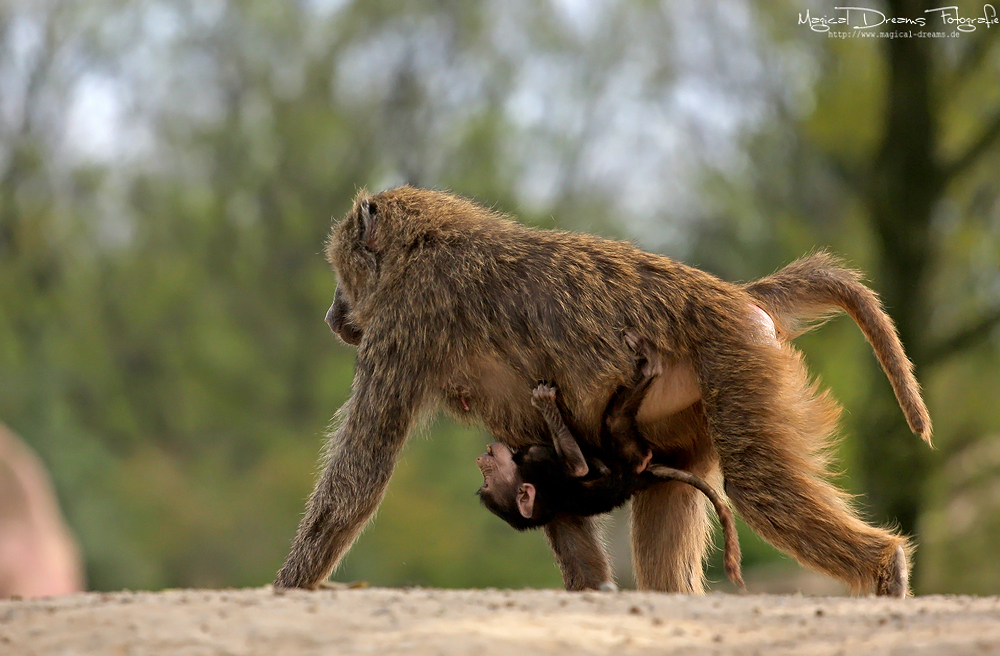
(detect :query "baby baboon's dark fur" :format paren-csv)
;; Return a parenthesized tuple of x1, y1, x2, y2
(477, 376, 746, 589)
(478, 333, 662, 525)
(275, 186, 930, 597)
(478, 373, 657, 529)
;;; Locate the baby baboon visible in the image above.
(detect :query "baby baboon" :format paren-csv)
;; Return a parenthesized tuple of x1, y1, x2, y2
(476, 352, 745, 589)
(476, 336, 662, 529)
(477, 331, 682, 526)
(476, 441, 746, 589)
(275, 186, 931, 597)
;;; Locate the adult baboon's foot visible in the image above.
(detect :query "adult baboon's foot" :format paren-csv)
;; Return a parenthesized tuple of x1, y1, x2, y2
(876, 545, 908, 598)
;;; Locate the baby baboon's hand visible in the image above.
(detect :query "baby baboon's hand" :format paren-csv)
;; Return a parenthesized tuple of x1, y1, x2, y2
(531, 383, 558, 411)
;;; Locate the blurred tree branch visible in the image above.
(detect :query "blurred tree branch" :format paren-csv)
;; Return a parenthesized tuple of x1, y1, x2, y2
(941, 108, 1000, 182)
(925, 307, 1000, 367)
(947, 29, 1000, 92)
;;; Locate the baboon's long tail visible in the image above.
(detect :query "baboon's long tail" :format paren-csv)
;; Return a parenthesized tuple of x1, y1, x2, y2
(744, 251, 932, 445)
(646, 465, 745, 591)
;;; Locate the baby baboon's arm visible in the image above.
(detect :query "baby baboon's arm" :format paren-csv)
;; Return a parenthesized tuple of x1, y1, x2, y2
(531, 384, 589, 477)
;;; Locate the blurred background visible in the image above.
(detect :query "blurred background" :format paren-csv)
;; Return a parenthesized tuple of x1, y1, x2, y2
(0, 0, 998, 596)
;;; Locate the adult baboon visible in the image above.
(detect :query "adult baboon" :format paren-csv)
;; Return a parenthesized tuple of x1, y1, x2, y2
(275, 186, 930, 597)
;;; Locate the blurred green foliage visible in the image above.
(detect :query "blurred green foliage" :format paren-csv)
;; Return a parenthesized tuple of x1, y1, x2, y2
(1, 0, 998, 594)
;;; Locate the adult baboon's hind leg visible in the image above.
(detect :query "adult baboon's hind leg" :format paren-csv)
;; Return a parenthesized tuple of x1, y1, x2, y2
(631, 405, 717, 593)
(631, 478, 712, 593)
(706, 342, 911, 597)
(722, 457, 910, 597)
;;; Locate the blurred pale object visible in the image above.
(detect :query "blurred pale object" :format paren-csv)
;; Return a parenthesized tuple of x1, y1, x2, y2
(0, 424, 84, 598)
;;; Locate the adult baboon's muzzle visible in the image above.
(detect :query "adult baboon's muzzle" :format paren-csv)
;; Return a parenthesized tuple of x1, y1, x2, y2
(326, 286, 363, 345)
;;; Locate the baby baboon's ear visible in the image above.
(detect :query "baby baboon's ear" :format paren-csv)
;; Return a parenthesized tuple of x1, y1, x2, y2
(516, 483, 536, 519)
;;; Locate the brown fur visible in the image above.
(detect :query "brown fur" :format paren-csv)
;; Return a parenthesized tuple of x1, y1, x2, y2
(645, 465, 744, 590)
(274, 187, 928, 596)
(501, 376, 746, 590)
(745, 251, 931, 444)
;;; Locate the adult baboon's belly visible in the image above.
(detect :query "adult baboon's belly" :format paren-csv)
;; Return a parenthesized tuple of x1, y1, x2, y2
(635, 358, 701, 425)
(442, 355, 550, 446)
(443, 353, 613, 448)
(635, 304, 778, 426)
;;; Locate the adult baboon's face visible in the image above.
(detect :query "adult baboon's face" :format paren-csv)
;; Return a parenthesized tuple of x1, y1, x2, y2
(324, 191, 381, 346)
(325, 285, 363, 345)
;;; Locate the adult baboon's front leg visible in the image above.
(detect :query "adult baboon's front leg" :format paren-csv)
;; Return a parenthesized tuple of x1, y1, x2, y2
(274, 359, 421, 589)
(544, 514, 615, 591)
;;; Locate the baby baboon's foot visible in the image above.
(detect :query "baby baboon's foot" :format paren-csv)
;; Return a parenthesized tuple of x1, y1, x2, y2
(623, 329, 642, 354)
(623, 330, 662, 378)
(876, 545, 908, 598)
(531, 383, 558, 411)
(636, 450, 654, 473)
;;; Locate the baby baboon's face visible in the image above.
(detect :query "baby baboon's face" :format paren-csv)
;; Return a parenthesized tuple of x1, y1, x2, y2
(476, 442, 519, 496)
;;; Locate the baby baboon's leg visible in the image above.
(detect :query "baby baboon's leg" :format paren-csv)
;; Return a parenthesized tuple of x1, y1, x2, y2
(544, 514, 615, 591)
(604, 340, 658, 436)
(604, 332, 659, 467)
(706, 343, 910, 597)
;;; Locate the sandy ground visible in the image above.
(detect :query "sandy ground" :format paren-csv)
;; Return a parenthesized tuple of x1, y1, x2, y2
(3, 586, 1000, 656)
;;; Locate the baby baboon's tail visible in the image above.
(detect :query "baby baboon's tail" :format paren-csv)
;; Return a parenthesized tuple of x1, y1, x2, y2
(745, 251, 932, 445)
(646, 465, 744, 591)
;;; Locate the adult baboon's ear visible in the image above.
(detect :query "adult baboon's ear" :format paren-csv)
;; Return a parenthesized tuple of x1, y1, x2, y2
(516, 483, 536, 519)
(359, 197, 378, 252)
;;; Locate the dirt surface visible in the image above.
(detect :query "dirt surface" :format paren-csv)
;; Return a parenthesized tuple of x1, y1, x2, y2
(3, 586, 1000, 656)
